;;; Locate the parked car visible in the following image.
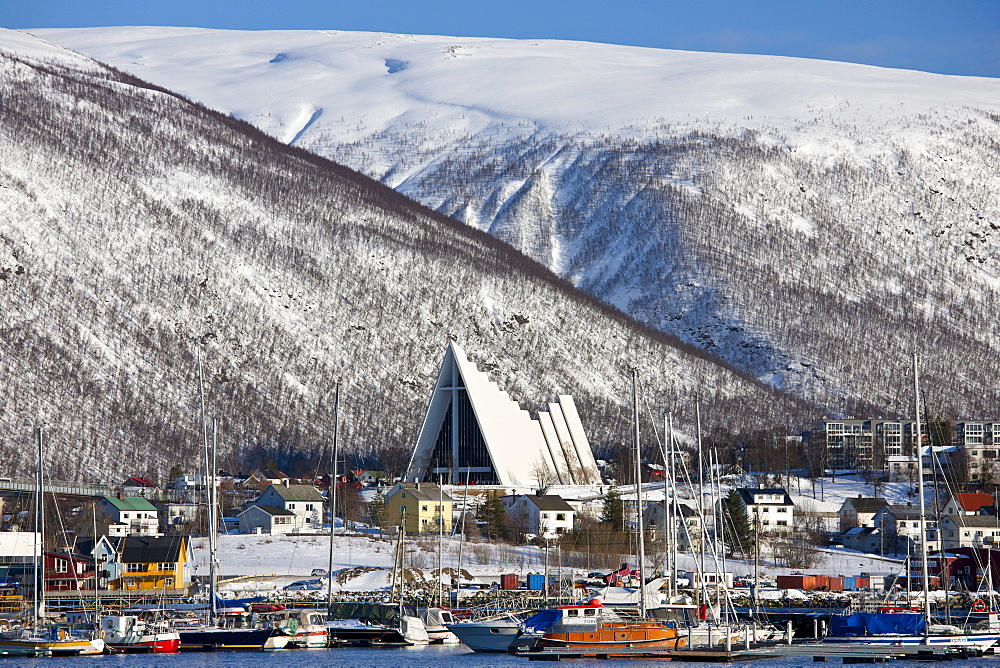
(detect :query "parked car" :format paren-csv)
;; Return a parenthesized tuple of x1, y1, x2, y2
(283, 579, 323, 591)
(311, 569, 328, 577)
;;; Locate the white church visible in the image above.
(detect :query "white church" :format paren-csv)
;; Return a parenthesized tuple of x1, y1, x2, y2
(406, 341, 603, 488)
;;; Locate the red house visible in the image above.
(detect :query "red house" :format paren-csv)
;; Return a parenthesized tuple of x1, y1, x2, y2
(44, 551, 95, 591)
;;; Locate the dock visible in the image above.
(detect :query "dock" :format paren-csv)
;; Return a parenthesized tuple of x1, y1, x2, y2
(516, 641, 985, 662)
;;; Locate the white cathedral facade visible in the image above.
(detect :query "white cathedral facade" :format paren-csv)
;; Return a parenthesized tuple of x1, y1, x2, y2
(406, 341, 602, 487)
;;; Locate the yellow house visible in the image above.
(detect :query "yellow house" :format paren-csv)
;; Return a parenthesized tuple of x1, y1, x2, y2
(108, 535, 191, 591)
(384, 482, 453, 534)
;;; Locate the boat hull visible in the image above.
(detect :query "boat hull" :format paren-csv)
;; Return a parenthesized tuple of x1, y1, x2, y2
(445, 622, 522, 652)
(107, 633, 181, 653)
(178, 627, 272, 651)
(0, 637, 105, 656)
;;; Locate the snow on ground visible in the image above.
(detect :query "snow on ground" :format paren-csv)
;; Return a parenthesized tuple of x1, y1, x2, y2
(28, 27, 1000, 151)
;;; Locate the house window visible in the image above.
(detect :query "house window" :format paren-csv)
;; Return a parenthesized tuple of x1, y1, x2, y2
(164, 577, 174, 587)
(306, 504, 314, 511)
(287, 503, 296, 510)
(127, 563, 143, 572)
(556, 513, 566, 521)
(777, 520, 788, 526)
(421, 505, 428, 512)
(54, 560, 68, 573)
(777, 507, 787, 513)
(158, 563, 173, 572)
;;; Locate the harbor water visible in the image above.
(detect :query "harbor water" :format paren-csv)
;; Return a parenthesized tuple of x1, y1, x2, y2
(14, 644, 1000, 668)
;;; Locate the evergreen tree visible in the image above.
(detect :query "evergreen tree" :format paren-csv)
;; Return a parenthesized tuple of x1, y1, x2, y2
(368, 489, 387, 536)
(600, 487, 625, 532)
(475, 492, 508, 540)
(167, 464, 183, 484)
(722, 489, 752, 557)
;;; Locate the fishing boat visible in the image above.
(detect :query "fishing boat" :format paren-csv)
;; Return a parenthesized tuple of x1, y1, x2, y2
(99, 614, 180, 653)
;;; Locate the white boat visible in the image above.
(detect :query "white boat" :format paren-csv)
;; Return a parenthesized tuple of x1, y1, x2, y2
(418, 607, 459, 644)
(100, 614, 180, 653)
(0, 628, 105, 657)
(446, 615, 526, 653)
(273, 609, 328, 648)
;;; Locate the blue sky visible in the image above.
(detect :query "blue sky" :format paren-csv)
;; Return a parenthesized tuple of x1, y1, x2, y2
(6, 0, 999, 77)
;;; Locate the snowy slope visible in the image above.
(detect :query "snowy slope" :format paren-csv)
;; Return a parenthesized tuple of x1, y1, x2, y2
(30, 27, 1000, 418)
(0, 30, 810, 482)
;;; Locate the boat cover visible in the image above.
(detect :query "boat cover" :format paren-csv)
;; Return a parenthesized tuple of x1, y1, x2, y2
(327, 603, 415, 623)
(829, 612, 926, 637)
(523, 610, 560, 632)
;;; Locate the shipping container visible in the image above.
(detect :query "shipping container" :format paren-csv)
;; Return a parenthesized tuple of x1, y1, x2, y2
(527, 573, 545, 591)
(828, 576, 844, 592)
(843, 577, 857, 591)
(855, 576, 870, 589)
(501, 573, 520, 590)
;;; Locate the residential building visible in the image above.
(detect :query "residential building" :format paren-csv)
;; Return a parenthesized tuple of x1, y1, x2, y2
(643, 501, 701, 551)
(0, 532, 39, 594)
(840, 526, 883, 553)
(940, 515, 1000, 550)
(383, 482, 453, 534)
(154, 502, 201, 533)
(838, 496, 888, 531)
(942, 492, 996, 517)
(44, 551, 93, 592)
(735, 488, 795, 533)
(237, 505, 297, 535)
(248, 483, 324, 531)
(873, 504, 939, 554)
(810, 419, 922, 471)
(243, 469, 291, 491)
(98, 496, 159, 537)
(105, 535, 192, 591)
(501, 492, 576, 540)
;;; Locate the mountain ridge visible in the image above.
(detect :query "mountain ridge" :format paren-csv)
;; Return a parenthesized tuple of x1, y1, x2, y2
(0, 31, 813, 482)
(30, 27, 1000, 419)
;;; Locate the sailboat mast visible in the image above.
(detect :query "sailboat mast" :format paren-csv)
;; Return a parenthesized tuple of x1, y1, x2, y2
(438, 475, 444, 608)
(631, 368, 647, 618)
(326, 380, 340, 619)
(696, 401, 707, 609)
(913, 352, 932, 628)
(664, 414, 674, 598)
(36, 426, 44, 628)
(210, 419, 218, 626)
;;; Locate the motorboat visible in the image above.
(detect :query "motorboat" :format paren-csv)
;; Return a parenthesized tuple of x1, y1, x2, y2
(0, 626, 106, 657)
(100, 614, 180, 653)
(446, 613, 528, 652)
(418, 607, 460, 644)
(272, 609, 328, 648)
(522, 598, 686, 657)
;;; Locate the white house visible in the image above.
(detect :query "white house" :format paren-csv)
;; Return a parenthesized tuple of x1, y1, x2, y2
(246, 483, 324, 532)
(98, 497, 159, 537)
(237, 505, 297, 535)
(502, 492, 576, 540)
(735, 488, 795, 533)
(940, 514, 1000, 550)
(643, 501, 701, 551)
(838, 496, 889, 531)
(873, 504, 939, 554)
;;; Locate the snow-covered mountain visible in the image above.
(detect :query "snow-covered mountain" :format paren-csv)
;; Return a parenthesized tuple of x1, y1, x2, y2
(0, 31, 809, 482)
(32, 27, 1000, 418)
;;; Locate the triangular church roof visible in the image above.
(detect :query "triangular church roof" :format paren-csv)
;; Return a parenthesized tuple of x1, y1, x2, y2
(406, 341, 601, 487)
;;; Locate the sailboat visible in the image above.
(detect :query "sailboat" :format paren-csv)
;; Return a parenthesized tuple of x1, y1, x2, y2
(174, 358, 272, 651)
(525, 369, 686, 656)
(0, 428, 106, 657)
(823, 354, 1000, 653)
